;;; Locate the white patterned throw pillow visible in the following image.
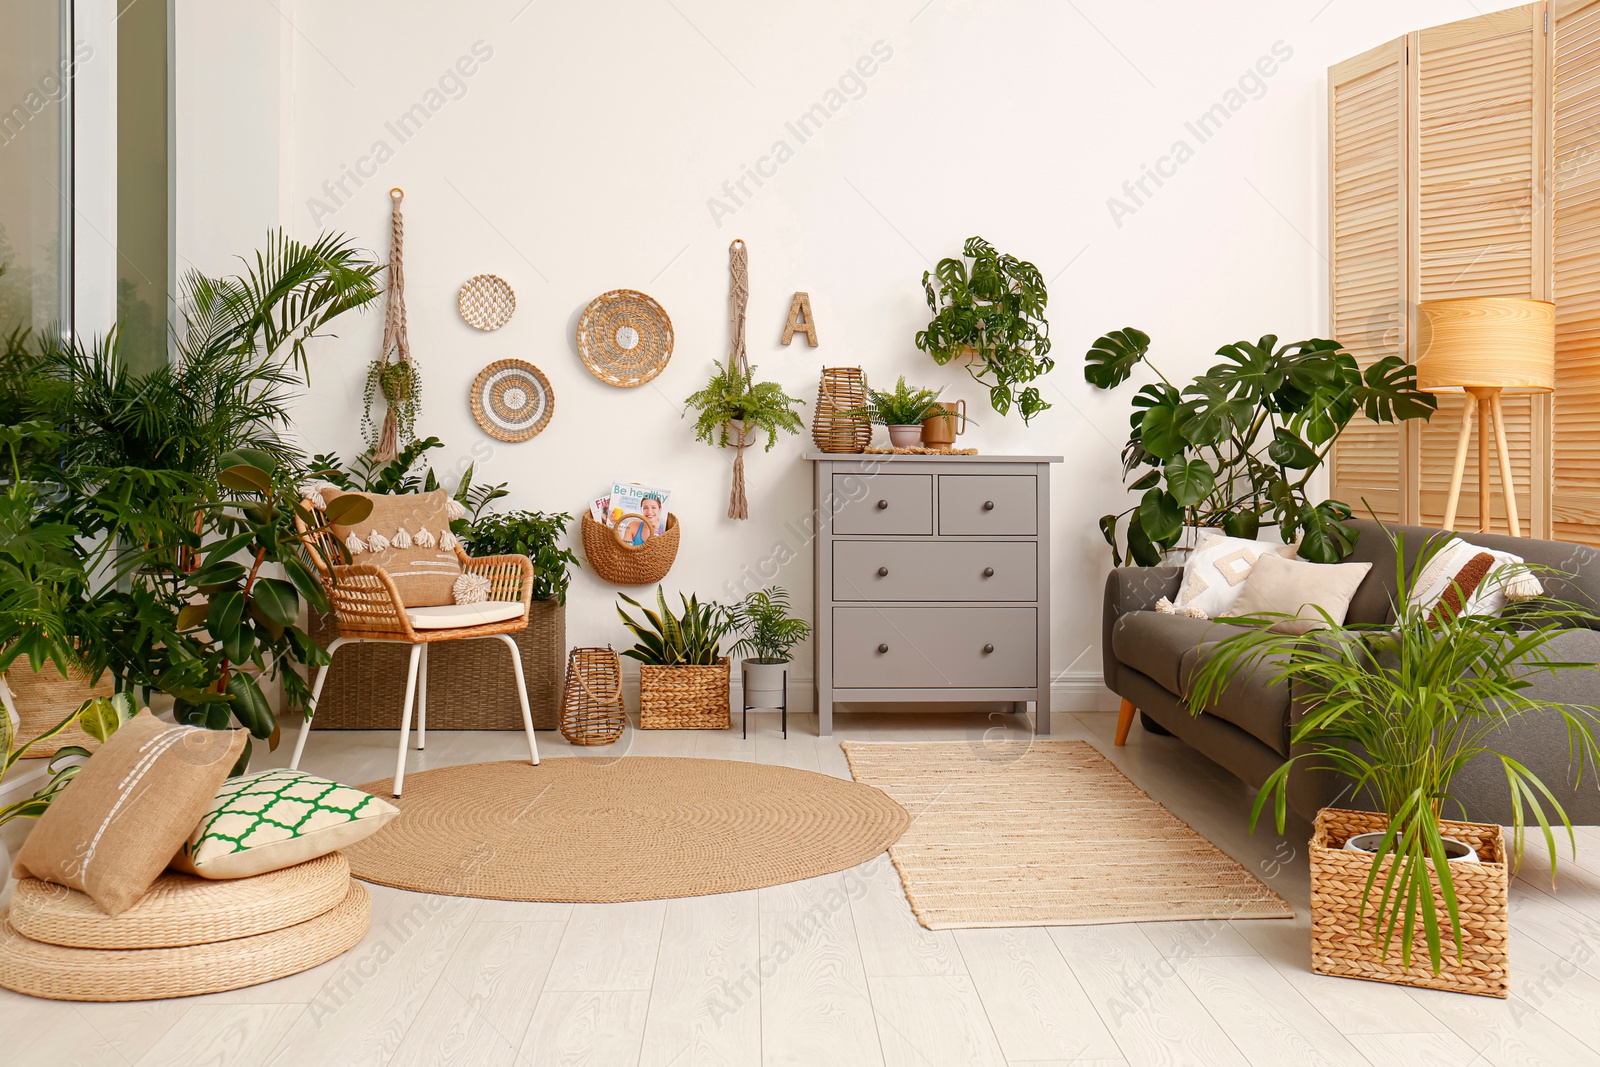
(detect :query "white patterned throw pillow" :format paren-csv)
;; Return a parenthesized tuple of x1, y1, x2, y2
(1156, 532, 1300, 620)
(172, 768, 399, 880)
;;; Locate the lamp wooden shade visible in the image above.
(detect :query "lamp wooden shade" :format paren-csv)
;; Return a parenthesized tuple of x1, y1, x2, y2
(1416, 298, 1555, 537)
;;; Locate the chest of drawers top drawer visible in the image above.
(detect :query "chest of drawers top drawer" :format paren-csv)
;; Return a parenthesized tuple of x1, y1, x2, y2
(831, 473, 932, 535)
(937, 474, 1037, 535)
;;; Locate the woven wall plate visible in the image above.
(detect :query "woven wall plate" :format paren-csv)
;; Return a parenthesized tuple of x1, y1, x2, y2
(8, 853, 351, 950)
(470, 359, 555, 442)
(576, 289, 674, 387)
(0, 880, 369, 1002)
(458, 274, 516, 331)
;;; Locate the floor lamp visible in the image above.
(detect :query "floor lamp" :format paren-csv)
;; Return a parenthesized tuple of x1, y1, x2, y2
(1417, 297, 1555, 538)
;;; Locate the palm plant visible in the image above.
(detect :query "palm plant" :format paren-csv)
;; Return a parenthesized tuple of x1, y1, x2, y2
(727, 586, 811, 663)
(617, 587, 732, 666)
(1187, 527, 1600, 974)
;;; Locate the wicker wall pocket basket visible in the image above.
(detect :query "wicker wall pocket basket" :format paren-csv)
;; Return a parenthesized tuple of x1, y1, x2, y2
(812, 367, 872, 453)
(581, 512, 680, 586)
(560, 647, 626, 746)
(638, 658, 730, 730)
(1310, 808, 1508, 998)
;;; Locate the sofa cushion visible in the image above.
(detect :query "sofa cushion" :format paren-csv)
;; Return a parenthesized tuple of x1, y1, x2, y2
(1180, 640, 1293, 757)
(1112, 611, 1251, 697)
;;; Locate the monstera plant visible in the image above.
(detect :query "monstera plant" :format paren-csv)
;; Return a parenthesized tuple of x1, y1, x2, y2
(1084, 329, 1435, 565)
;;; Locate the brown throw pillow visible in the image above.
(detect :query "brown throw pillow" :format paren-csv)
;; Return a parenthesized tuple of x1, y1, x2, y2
(321, 488, 464, 607)
(1229, 552, 1373, 633)
(12, 711, 246, 916)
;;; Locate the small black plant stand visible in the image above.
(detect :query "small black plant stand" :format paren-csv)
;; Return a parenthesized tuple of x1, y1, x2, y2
(741, 666, 788, 740)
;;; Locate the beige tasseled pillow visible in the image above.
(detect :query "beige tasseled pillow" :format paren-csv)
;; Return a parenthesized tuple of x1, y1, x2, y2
(320, 488, 465, 607)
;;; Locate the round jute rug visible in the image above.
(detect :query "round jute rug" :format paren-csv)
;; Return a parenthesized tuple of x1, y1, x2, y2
(343, 757, 911, 902)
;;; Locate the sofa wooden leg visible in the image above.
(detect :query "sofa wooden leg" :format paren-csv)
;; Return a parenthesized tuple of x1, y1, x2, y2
(1114, 698, 1136, 746)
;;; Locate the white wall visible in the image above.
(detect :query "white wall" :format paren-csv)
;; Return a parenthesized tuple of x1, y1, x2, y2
(175, 0, 1525, 711)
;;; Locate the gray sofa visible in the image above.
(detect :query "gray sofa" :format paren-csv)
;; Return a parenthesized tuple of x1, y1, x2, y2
(1102, 519, 1600, 825)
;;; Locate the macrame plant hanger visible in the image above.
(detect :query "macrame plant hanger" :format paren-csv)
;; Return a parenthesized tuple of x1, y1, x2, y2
(727, 239, 752, 520)
(373, 188, 413, 464)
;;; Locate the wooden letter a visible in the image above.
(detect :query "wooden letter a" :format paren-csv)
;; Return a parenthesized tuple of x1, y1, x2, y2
(781, 291, 818, 347)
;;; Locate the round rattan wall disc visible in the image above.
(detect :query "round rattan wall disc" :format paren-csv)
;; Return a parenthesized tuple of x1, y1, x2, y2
(470, 359, 554, 442)
(8, 853, 351, 950)
(0, 880, 369, 1002)
(458, 274, 516, 331)
(343, 757, 911, 902)
(576, 289, 674, 387)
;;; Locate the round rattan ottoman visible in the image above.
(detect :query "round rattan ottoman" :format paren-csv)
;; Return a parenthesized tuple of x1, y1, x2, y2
(0, 856, 371, 1002)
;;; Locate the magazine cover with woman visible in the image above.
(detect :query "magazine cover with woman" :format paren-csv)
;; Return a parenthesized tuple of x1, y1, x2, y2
(607, 481, 671, 545)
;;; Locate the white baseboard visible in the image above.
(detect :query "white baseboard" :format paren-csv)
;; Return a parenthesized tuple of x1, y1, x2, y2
(726, 671, 1116, 715)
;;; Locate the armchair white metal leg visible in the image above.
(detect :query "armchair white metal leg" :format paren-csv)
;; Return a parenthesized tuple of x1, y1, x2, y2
(497, 633, 540, 766)
(393, 644, 424, 797)
(416, 643, 429, 750)
(291, 636, 349, 771)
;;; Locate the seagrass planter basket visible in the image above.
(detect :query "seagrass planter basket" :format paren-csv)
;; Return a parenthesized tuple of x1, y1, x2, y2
(3, 665, 110, 759)
(581, 512, 680, 586)
(1310, 807, 1509, 998)
(638, 658, 730, 730)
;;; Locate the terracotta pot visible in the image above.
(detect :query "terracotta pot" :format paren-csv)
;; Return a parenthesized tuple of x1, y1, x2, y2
(887, 425, 924, 448)
(920, 400, 967, 449)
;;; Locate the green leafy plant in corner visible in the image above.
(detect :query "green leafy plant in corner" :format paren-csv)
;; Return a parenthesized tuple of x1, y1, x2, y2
(727, 586, 811, 664)
(1187, 526, 1600, 975)
(0, 692, 137, 826)
(851, 376, 945, 427)
(683, 360, 804, 452)
(1083, 328, 1437, 566)
(467, 511, 580, 605)
(617, 587, 732, 666)
(916, 236, 1053, 423)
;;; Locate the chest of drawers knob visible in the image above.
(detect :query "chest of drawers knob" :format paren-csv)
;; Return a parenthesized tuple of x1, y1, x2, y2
(982, 566, 995, 578)
(877, 566, 889, 577)
(982, 643, 995, 654)
(983, 500, 995, 511)
(876, 499, 889, 510)
(877, 642, 889, 654)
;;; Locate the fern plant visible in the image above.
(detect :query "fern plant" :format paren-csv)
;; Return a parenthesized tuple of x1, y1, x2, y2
(683, 360, 804, 452)
(727, 586, 811, 663)
(617, 587, 732, 666)
(852, 376, 945, 426)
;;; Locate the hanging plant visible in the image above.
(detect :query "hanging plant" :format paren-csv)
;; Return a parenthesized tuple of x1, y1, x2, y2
(361, 356, 421, 452)
(916, 235, 1053, 423)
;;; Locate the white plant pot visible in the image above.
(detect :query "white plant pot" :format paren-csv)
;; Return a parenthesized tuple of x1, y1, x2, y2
(728, 419, 762, 449)
(887, 425, 923, 448)
(1344, 831, 1480, 864)
(741, 659, 789, 709)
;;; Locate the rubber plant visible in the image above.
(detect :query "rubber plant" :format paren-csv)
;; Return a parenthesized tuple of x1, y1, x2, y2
(1084, 328, 1436, 565)
(1188, 527, 1600, 975)
(916, 236, 1053, 423)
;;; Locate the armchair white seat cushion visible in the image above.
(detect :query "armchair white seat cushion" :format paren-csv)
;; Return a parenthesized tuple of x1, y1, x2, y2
(405, 602, 528, 629)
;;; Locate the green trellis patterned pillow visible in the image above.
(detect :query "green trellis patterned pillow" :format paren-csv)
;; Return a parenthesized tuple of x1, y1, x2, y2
(172, 768, 399, 880)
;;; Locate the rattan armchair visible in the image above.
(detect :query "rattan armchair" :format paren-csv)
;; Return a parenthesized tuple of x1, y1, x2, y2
(289, 505, 540, 797)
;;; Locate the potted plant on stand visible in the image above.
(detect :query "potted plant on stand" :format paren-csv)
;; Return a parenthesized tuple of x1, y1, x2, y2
(854, 376, 946, 449)
(618, 587, 734, 730)
(1187, 529, 1600, 996)
(916, 236, 1053, 423)
(684, 360, 805, 519)
(728, 586, 811, 735)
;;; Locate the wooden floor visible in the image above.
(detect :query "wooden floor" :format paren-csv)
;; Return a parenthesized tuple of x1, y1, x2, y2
(8, 707, 1600, 1066)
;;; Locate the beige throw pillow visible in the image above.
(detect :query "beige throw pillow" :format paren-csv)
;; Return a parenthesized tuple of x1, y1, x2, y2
(322, 488, 464, 607)
(1228, 552, 1373, 634)
(11, 711, 246, 916)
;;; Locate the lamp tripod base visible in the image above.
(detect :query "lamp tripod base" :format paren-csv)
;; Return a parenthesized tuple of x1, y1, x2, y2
(1441, 387, 1521, 537)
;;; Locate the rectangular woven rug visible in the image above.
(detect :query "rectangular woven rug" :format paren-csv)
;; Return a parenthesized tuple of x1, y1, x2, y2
(842, 740, 1294, 929)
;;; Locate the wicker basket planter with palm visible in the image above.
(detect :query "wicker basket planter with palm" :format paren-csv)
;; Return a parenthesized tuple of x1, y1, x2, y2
(1187, 526, 1600, 997)
(619, 587, 733, 730)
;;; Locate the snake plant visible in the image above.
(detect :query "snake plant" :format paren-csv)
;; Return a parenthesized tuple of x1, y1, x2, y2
(617, 587, 732, 666)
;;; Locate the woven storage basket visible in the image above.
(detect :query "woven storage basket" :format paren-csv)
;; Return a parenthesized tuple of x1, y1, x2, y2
(0, 880, 369, 1002)
(3, 665, 110, 759)
(1310, 807, 1508, 998)
(812, 367, 872, 454)
(560, 647, 626, 746)
(305, 599, 564, 730)
(581, 512, 680, 586)
(638, 658, 730, 730)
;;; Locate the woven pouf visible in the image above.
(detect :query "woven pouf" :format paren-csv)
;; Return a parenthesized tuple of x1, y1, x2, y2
(8, 853, 351, 949)
(0, 880, 369, 1002)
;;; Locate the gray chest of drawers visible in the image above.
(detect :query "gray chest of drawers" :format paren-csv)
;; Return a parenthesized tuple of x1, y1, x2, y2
(805, 452, 1062, 736)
